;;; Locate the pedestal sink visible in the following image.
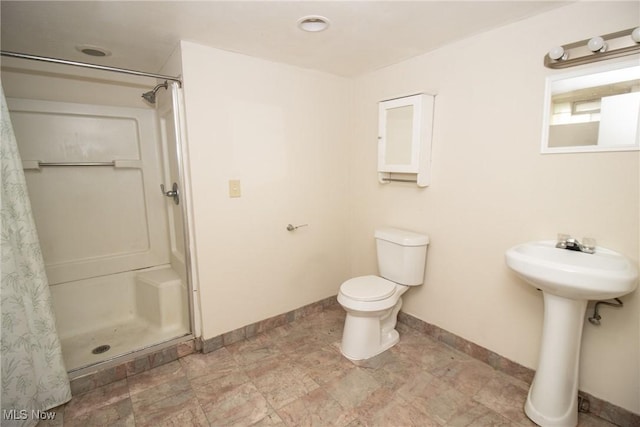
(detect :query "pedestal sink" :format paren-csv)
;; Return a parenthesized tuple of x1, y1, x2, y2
(505, 241, 638, 427)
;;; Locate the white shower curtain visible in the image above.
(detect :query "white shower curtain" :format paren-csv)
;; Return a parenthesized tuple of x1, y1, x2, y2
(1, 84, 71, 426)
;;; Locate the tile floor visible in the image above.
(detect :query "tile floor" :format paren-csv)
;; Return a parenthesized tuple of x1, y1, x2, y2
(45, 306, 616, 427)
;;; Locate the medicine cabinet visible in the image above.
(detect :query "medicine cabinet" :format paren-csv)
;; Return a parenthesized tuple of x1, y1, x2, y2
(378, 93, 434, 187)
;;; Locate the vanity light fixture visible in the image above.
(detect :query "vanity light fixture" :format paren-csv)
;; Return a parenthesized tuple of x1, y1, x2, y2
(545, 27, 640, 69)
(297, 15, 330, 32)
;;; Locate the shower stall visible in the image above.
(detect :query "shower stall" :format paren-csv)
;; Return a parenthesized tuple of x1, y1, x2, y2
(2, 53, 194, 373)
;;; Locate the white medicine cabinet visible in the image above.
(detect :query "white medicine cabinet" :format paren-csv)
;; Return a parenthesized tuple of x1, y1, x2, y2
(378, 93, 434, 187)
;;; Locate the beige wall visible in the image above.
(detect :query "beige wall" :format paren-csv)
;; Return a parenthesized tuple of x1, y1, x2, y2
(179, 41, 352, 339)
(348, 1, 639, 413)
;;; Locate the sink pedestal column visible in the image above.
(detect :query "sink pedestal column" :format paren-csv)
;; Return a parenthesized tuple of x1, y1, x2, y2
(525, 292, 587, 427)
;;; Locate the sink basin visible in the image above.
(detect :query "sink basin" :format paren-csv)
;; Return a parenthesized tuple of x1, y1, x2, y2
(505, 240, 638, 426)
(505, 240, 638, 300)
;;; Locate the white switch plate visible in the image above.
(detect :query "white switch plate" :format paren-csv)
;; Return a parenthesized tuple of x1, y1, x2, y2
(229, 180, 241, 198)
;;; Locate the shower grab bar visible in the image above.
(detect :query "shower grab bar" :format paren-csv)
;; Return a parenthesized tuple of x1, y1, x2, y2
(22, 160, 142, 170)
(40, 161, 114, 167)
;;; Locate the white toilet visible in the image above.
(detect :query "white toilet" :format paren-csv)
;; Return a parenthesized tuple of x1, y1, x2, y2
(338, 227, 429, 361)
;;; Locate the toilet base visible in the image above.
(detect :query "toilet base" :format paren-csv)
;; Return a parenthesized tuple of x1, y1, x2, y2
(340, 314, 400, 361)
(339, 298, 403, 361)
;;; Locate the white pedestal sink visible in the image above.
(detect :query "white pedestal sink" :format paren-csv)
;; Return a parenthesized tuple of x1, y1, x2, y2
(505, 241, 638, 427)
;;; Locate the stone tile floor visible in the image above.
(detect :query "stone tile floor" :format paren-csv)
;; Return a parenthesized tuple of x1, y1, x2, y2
(43, 305, 616, 426)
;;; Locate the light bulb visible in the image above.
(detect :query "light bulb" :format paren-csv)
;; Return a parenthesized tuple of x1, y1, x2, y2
(548, 46, 566, 60)
(587, 36, 607, 52)
(632, 27, 640, 43)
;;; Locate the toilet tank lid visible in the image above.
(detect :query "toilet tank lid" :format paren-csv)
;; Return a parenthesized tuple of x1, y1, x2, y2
(375, 227, 429, 246)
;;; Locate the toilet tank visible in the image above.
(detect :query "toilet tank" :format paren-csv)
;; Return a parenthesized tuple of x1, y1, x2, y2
(375, 227, 429, 286)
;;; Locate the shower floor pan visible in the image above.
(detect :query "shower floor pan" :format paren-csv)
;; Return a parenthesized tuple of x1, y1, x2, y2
(61, 317, 189, 371)
(53, 266, 191, 371)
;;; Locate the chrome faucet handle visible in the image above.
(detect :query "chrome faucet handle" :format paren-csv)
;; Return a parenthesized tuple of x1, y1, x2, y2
(582, 237, 596, 253)
(160, 183, 180, 205)
(556, 233, 571, 248)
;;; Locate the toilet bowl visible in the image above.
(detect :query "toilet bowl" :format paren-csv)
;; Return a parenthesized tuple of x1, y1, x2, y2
(338, 228, 429, 361)
(338, 275, 409, 360)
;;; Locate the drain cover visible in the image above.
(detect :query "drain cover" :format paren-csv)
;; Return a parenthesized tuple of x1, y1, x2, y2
(91, 344, 111, 355)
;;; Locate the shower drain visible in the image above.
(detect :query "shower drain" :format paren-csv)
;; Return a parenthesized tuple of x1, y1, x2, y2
(91, 344, 111, 355)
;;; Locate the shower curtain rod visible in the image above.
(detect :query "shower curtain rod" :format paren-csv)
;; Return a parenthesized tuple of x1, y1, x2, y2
(1, 50, 182, 86)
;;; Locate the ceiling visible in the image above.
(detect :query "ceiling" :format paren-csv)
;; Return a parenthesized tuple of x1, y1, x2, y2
(1, 1, 569, 77)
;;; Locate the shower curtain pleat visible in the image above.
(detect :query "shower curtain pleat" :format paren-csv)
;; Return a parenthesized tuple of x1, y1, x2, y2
(1, 84, 71, 426)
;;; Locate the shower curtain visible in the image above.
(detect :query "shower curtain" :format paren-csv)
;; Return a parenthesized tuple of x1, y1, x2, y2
(1, 84, 71, 426)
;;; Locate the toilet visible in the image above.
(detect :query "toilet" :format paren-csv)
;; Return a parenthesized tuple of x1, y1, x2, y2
(338, 227, 429, 361)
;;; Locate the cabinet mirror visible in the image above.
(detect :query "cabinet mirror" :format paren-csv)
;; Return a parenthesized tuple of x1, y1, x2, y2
(378, 94, 422, 173)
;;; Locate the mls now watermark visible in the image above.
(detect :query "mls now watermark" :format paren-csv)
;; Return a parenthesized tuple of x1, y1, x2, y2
(3, 409, 57, 421)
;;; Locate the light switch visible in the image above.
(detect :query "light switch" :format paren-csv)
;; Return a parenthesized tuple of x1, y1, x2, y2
(228, 180, 241, 198)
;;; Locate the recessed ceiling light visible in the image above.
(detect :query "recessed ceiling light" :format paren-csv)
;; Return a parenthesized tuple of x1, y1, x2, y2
(76, 44, 111, 57)
(297, 15, 330, 32)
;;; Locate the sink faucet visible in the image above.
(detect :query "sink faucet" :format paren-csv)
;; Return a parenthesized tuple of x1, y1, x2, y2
(556, 234, 596, 254)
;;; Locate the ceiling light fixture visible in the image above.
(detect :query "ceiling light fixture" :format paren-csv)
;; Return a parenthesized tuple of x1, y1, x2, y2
(76, 44, 111, 57)
(297, 15, 330, 32)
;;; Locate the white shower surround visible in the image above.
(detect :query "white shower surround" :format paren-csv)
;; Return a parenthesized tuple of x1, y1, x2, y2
(6, 95, 191, 372)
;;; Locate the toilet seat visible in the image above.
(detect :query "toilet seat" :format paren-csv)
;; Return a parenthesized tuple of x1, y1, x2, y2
(340, 275, 396, 302)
